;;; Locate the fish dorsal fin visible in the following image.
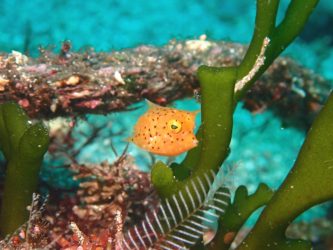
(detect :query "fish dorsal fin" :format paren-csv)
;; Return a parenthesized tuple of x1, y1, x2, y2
(192, 109, 201, 115)
(190, 109, 201, 118)
(145, 99, 161, 109)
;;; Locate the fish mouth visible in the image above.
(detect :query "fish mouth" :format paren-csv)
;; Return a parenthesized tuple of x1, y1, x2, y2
(193, 138, 199, 146)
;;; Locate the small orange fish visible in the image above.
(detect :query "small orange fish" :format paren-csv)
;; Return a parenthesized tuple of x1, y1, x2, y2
(128, 100, 199, 156)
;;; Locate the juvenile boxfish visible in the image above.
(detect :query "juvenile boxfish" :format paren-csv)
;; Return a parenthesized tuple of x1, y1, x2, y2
(128, 100, 199, 156)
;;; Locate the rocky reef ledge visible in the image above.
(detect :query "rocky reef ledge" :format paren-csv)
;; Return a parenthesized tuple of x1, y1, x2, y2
(0, 38, 331, 128)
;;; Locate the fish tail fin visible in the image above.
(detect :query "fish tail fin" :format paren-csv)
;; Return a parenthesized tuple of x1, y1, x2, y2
(124, 137, 134, 143)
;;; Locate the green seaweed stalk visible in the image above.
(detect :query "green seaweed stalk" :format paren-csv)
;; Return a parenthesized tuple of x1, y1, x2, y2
(235, 0, 319, 102)
(208, 184, 274, 250)
(150, 0, 322, 249)
(151, 67, 236, 198)
(152, 0, 319, 198)
(237, 92, 333, 250)
(0, 102, 49, 237)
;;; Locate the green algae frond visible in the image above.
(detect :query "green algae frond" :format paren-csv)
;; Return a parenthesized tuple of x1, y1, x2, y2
(151, 0, 319, 200)
(238, 92, 333, 250)
(0, 102, 49, 237)
(148, 1, 331, 250)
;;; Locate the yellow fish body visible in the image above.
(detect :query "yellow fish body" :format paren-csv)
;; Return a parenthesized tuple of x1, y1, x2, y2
(128, 100, 199, 156)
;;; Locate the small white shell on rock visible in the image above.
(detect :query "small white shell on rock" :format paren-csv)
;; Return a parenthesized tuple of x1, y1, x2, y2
(114, 70, 126, 85)
(0, 77, 9, 91)
(185, 39, 211, 52)
(10, 50, 28, 65)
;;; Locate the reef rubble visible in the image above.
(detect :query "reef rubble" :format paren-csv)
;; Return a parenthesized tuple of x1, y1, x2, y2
(0, 39, 331, 129)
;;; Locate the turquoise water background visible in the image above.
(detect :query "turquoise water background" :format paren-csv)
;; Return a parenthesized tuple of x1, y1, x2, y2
(1, 0, 333, 222)
(1, 0, 333, 79)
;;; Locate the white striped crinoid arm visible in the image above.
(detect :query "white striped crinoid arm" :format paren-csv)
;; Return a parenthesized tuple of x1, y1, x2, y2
(121, 170, 231, 250)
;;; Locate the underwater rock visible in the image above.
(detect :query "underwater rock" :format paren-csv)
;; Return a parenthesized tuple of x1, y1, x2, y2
(0, 40, 330, 129)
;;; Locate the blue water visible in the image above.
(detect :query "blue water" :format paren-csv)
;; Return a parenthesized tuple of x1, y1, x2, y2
(1, 0, 333, 222)
(0, 0, 332, 77)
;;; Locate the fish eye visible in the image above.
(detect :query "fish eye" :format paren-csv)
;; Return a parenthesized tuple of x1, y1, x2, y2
(167, 119, 182, 133)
